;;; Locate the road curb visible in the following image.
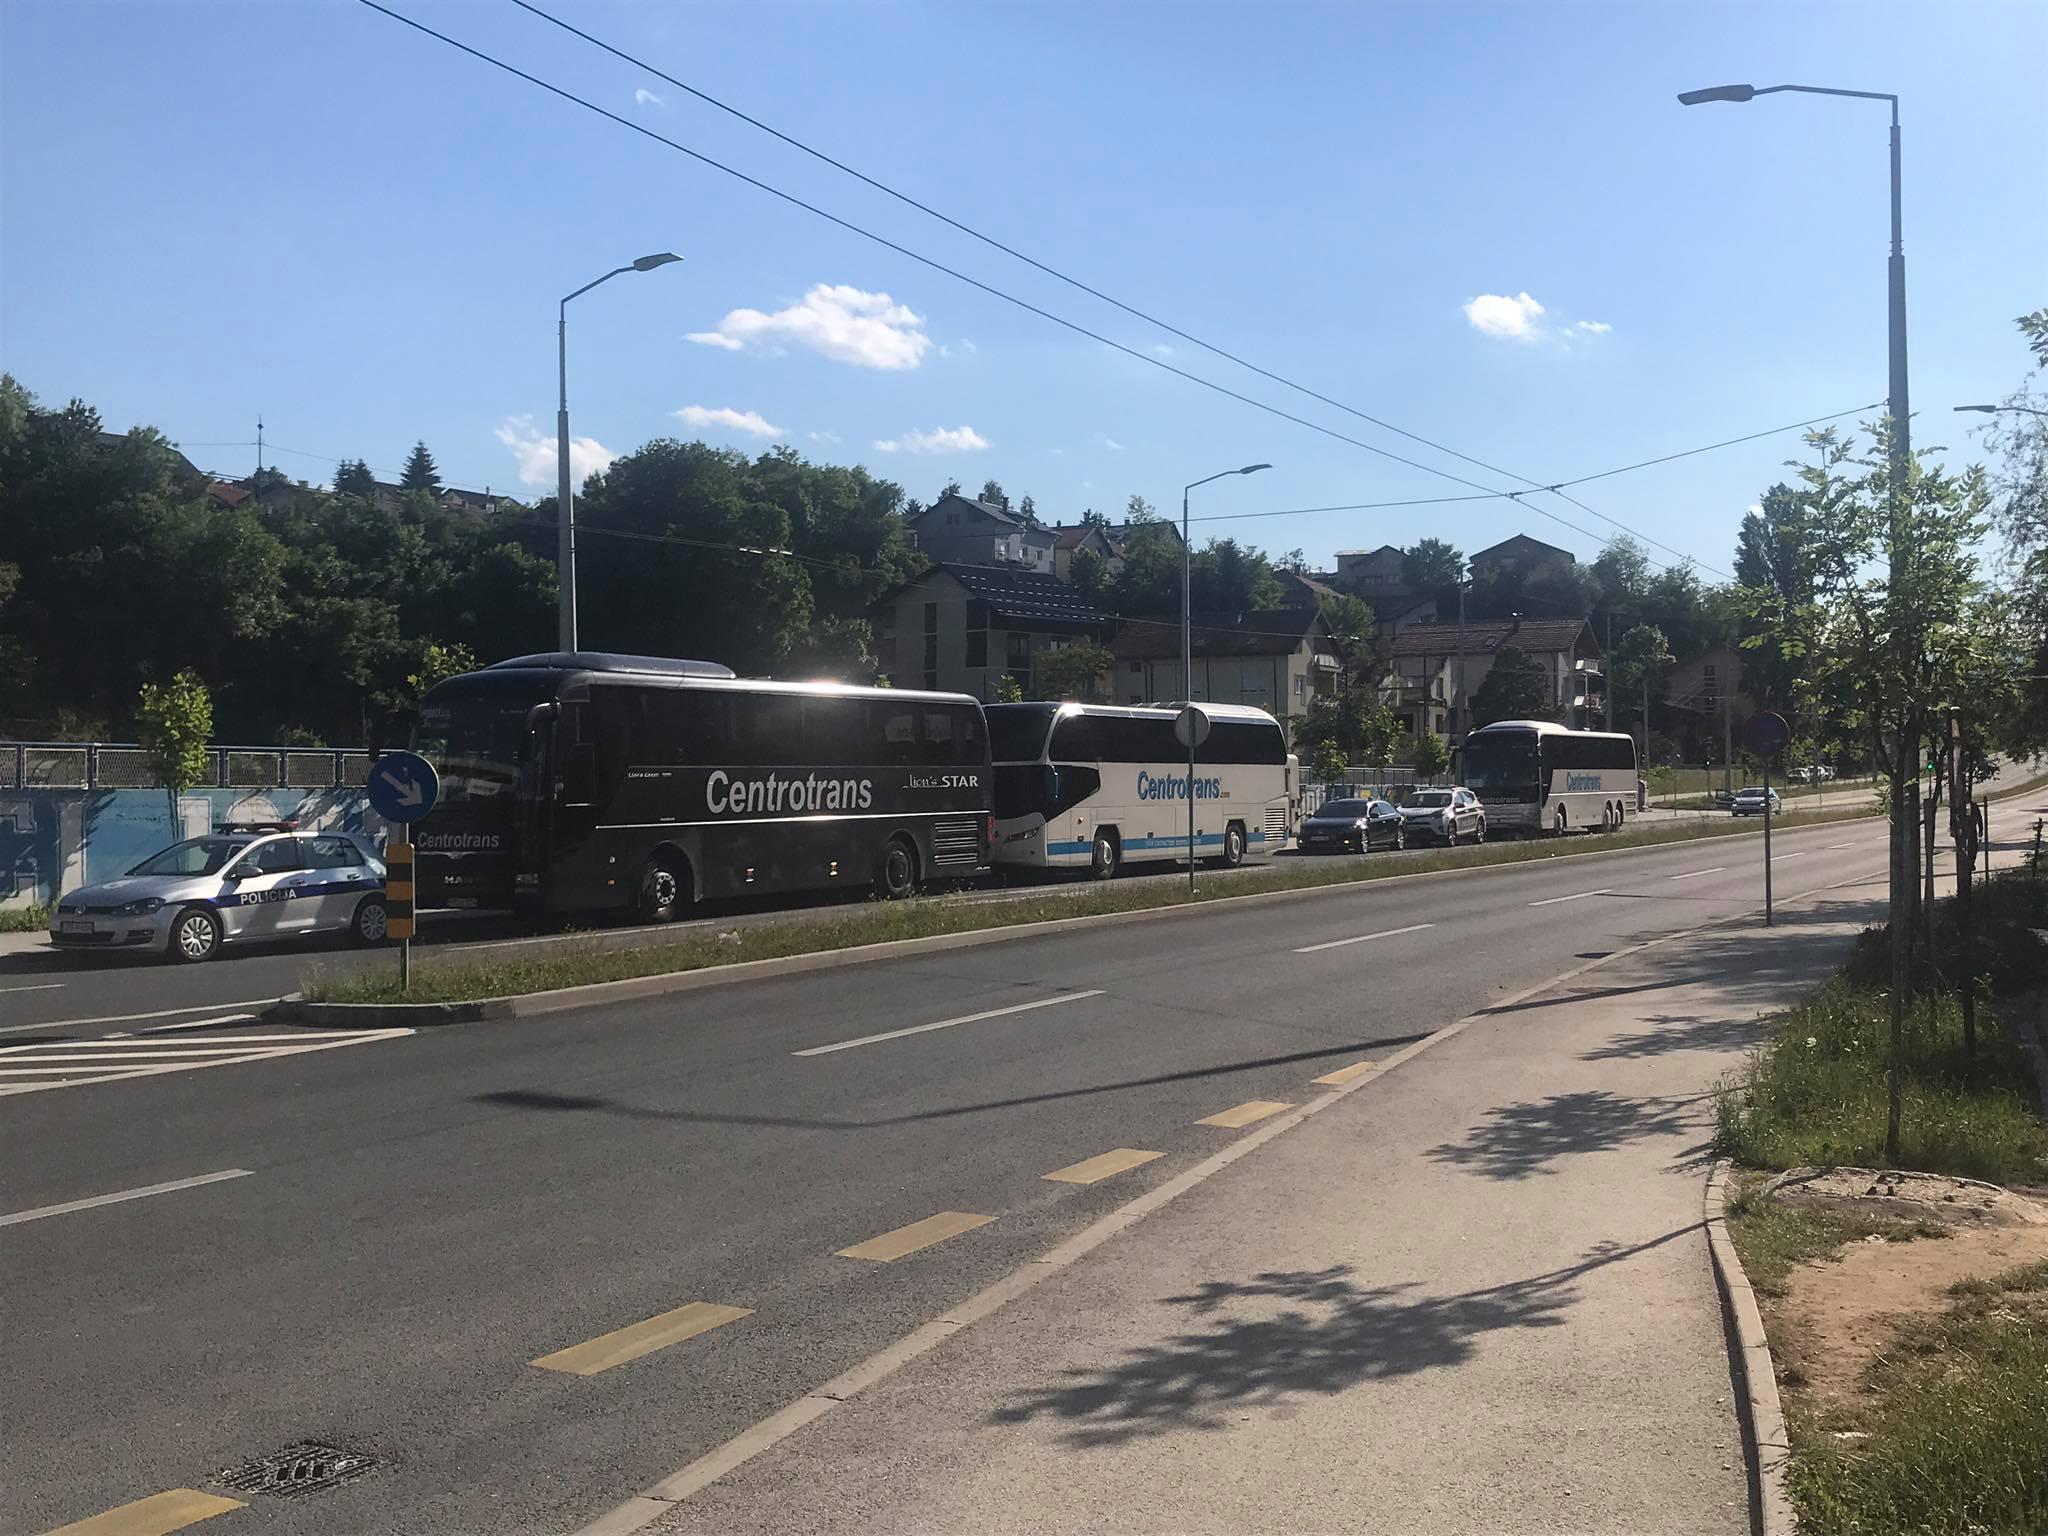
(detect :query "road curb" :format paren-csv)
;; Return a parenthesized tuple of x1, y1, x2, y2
(1705, 1159, 1796, 1536)
(285, 808, 1890, 1026)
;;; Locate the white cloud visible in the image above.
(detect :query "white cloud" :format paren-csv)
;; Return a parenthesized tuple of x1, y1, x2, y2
(495, 414, 616, 489)
(1101, 436, 1125, 451)
(871, 425, 990, 455)
(674, 404, 785, 439)
(1151, 343, 1175, 357)
(961, 338, 978, 354)
(1463, 291, 1547, 342)
(634, 87, 664, 107)
(809, 430, 842, 445)
(1049, 447, 1065, 456)
(1572, 319, 1612, 336)
(686, 283, 931, 370)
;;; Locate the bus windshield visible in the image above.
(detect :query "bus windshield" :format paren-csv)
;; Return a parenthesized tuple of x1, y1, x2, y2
(417, 674, 551, 805)
(988, 704, 1058, 762)
(1461, 735, 1540, 799)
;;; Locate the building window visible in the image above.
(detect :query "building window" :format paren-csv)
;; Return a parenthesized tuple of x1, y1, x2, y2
(965, 599, 989, 669)
(1006, 632, 1032, 696)
(923, 601, 939, 689)
(1127, 660, 1142, 675)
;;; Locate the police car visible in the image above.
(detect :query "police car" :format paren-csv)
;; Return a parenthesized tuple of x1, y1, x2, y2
(50, 822, 388, 963)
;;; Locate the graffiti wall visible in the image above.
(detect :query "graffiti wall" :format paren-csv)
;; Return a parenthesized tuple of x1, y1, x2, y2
(0, 787, 381, 910)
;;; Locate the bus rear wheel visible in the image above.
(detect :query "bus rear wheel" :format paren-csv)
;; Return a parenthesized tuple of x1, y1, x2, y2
(876, 836, 919, 900)
(1219, 822, 1247, 867)
(1090, 830, 1120, 880)
(638, 856, 689, 923)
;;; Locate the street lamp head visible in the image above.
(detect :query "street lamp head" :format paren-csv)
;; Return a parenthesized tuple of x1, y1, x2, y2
(1677, 83, 1756, 106)
(1239, 463, 1272, 475)
(632, 252, 683, 271)
(1953, 404, 1997, 414)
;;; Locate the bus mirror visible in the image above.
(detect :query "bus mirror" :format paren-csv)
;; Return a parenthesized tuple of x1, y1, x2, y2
(562, 741, 598, 805)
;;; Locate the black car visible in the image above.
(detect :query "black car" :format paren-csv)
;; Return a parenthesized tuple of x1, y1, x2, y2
(1299, 797, 1406, 854)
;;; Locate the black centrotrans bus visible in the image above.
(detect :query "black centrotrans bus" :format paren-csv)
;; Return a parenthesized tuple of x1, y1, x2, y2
(414, 653, 991, 920)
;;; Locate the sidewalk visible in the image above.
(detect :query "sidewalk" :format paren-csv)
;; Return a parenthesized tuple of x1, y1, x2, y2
(0, 928, 50, 958)
(640, 882, 1892, 1536)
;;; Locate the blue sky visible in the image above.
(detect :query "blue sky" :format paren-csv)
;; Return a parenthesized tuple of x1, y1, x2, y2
(4, 0, 2041, 579)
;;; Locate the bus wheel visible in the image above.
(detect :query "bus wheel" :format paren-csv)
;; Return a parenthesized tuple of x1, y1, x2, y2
(876, 836, 919, 900)
(1090, 830, 1120, 880)
(1555, 806, 1568, 836)
(1220, 822, 1247, 867)
(638, 856, 688, 923)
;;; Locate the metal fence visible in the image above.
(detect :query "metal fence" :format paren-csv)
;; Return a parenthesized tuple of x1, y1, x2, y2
(0, 742, 372, 792)
(1300, 770, 1453, 819)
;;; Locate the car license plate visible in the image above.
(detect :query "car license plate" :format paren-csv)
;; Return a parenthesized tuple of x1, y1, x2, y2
(60, 919, 92, 935)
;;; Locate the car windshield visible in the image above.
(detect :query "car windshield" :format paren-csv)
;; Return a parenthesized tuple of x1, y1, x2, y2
(1314, 799, 1372, 818)
(126, 837, 250, 878)
(1408, 791, 1453, 808)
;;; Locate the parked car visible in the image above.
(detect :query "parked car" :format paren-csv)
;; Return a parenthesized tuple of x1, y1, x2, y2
(50, 823, 388, 963)
(1395, 787, 1486, 845)
(1299, 797, 1407, 854)
(1730, 787, 1782, 817)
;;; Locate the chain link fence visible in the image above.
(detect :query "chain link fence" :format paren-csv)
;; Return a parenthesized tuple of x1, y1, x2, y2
(0, 742, 370, 792)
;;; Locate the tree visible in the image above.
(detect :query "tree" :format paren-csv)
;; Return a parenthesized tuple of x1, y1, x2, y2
(399, 441, 441, 493)
(1411, 730, 1452, 779)
(1308, 740, 1348, 783)
(1469, 645, 1554, 726)
(1316, 594, 1379, 678)
(1079, 507, 1110, 532)
(992, 673, 1024, 703)
(1609, 622, 1675, 759)
(1590, 537, 1654, 612)
(1124, 494, 1158, 524)
(1033, 639, 1113, 701)
(136, 669, 213, 826)
(979, 478, 1008, 509)
(334, 458, 377, 498)
(1018, 494, 1038, 523)
(402, 639, 478, 717)
(1400, 537, 1464, 591)
(939, 478, 963, 499)
(1069, 547, 1111, 600)
(1276, 547, 1310, 576)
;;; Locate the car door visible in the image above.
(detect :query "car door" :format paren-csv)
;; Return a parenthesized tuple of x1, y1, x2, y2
(302, 836, 372, 932)
(1370, 801, 1398, 848)
(221, 837, 315, 939)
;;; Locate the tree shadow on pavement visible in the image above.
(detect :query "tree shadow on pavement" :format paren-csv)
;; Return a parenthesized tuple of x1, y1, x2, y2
(992, 1225, 1701, 1447)
(1424, 1090, 1705, 1180)
(1578, 1010, 1772, 1061)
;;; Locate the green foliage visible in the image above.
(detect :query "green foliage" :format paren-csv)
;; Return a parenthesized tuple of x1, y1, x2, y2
(1411, 730, 1452, 778)
(1033, 638, 1113, 702)
(1293, 683, 1401, 768)
(1316, 593, 1378, 677)
(1079, 508, 1110, 533)
(0, 902, 51, 933)
(399, 440, 441, 492)
(978, 478, 1007, 509)
(1589, 536, 1653, 610)
(1470, 645, 1556, 725)
(1399, 537, 1463, 590)
(1124, 493, 1158, 524)
(991, 673, 1024, 703)
(136, 669, 213, 812)
(404, 640, 478, 714)
(333, 458, 377, 497)
(1608, 622, 1674, 697)
(1308, 740, 1348, 782)
(1069, 547, 1111, 600)
(1725, 1196, 1945, 1299)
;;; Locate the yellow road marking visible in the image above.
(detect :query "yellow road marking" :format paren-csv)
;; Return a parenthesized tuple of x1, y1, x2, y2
(1042, 1148, 1163, 1185)
(1196, 1100, 1293, 1129)
(1312, 1061, 1375, 1087)
(837, 1211, 994, 1262)
(532, 1301, 753, 1376)
(43, 1489, 244, 1536)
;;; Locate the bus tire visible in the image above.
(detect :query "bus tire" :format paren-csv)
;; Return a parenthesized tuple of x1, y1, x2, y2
(1555, 806, 1568, 836)
(638, 854, 690, 923)
(1219, 822, 1247, 867)
(1090, 830, 1120, 880)
(876, 835, 919, 900)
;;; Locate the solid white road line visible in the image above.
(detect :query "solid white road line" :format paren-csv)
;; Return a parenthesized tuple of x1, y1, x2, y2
(793, 991, 1104, 1057)
(0, 997, 287, 1037)
(1527, 888, 1614, 907)
(134, 1012, 260, 1034)
(1669, 868, 1726, 881)
(0, 982, 64, 995)
(0, 1168, 253, 1228)
(1774, 851, 1810, 861)
(1293, 923, 1435, 954)
(1827, 840, 1863, 849)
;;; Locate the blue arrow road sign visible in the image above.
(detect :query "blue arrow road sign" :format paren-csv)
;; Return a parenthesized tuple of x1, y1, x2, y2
(368, 750, 440, 824)
(1743, 711, 1790, 759)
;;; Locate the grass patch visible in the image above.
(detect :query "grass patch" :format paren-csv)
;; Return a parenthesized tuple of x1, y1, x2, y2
(1784, 1257, 2048, 1536)
(1723, 1188, 1949, 1298)
(0, 903, 48, 933)
(1714, 978, 2048, 1184)
(308, 802, 1878, 1005)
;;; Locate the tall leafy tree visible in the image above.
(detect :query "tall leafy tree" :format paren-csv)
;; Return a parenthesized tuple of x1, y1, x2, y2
(136, 669, 213, 824)
(1400, 537, 1464, 590)
(399, 440, 441, 492)
(1470, 645, 1555, 725)
(1033, 639, 1113, 702)
(333, 458, 377, 497)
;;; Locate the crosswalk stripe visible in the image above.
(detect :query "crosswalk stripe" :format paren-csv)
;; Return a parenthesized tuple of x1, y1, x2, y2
(0, 1030, 411, 1096)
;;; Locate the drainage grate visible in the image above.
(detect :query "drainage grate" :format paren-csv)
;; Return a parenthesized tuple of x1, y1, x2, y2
(218, 1442, 380, 1498)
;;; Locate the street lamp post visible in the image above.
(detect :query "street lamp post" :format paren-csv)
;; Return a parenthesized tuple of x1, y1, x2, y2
(557, 252, 682, 652)
(1181, 463, 1271, 890)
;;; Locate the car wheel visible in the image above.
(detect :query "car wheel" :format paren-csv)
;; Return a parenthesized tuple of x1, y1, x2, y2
(350, 895, 389, 946)
(876, 836, 919, 899)
(169, 906, 222, 964)
(638, 856, 689, 923)
(1090, 830, 1120, 880)
(1392, 824, 1405, 852)
(1475, 818, 1486, 844)
(1443, 820, 1459, 847)
(1220, 823, 1247, 867)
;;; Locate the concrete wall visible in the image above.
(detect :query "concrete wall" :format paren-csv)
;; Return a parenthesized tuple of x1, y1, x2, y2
(0, 785, 379, 910)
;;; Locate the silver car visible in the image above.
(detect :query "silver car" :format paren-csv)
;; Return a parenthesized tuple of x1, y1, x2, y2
(1396, 787, 1487, 845)
(50, 824, 388, 963)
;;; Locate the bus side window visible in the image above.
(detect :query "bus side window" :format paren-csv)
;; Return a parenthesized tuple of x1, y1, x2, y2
(872, 703, 918, 766)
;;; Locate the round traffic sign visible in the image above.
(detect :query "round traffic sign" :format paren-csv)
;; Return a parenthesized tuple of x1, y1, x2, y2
(1742, 711, 1790, 759)
(1174, 704, 1212, 749)
(367, 750, 440, 824)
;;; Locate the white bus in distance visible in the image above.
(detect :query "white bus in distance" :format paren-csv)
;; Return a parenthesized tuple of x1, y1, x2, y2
(1458, 719, 1640, 837)
(988, 702, 1295, 878)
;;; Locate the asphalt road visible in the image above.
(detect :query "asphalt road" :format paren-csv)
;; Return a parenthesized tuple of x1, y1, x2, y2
(0, 805, 2025, 1535)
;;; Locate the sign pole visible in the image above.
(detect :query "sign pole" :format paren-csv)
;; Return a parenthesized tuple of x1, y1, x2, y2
(1763, 756, 1773, 926)
(1742, 711, 1789, 929)
(388, 826, 414, 992)
(367, 748, 436, 994)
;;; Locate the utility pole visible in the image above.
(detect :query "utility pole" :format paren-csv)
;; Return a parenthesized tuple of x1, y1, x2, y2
(1454, 581, 1469, 743)
(256, 413, 264, 474)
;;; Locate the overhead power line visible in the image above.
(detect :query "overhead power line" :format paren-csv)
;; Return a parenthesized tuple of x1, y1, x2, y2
(503, 0, 1776, 578)
(357, 0, 1762, 579)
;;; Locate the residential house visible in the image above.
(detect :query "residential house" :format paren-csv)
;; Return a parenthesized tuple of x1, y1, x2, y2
(1110, 608, 1339, 721)
(871, 563, 1111, 700)
(1468, 533, 1577, 581)
(1333, 544, 1410, 602)
(901, 493, 1056, 574)
(1382, 616, 1605, 738)
(1662, 645, 1753, 763)
(1273, 569, 1344, 609)
(1050, 523, 1117, 581)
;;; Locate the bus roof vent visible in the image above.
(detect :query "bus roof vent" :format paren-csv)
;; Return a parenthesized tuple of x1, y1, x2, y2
(486, 652, 737, 679)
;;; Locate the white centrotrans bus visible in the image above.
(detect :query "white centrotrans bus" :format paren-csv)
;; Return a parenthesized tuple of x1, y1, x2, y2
(1458, 719, 1640, 837)
(988, 702, 1295, 878)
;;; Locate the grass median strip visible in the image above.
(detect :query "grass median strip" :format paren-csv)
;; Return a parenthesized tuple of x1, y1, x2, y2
(305, 805, 1891, 1007)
